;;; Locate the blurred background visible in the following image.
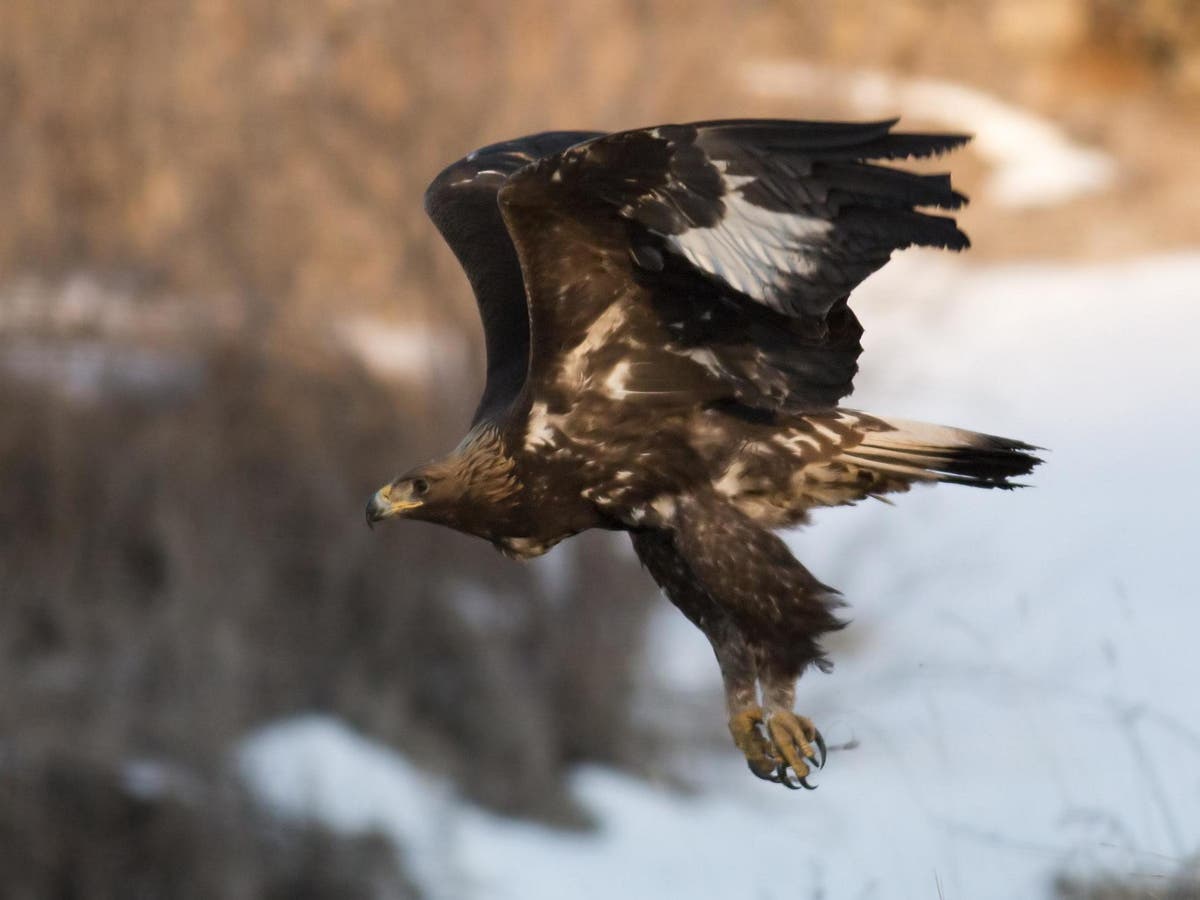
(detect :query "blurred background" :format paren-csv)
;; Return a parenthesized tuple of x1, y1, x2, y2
(2, 1, 1199, 898)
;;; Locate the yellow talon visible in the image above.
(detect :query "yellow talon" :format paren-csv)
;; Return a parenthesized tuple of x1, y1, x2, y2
(728, 707, 781, 780)
(766, 712, 825, 786)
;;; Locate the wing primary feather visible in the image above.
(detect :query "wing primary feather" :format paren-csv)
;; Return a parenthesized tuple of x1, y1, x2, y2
(813, 163, 967, 210)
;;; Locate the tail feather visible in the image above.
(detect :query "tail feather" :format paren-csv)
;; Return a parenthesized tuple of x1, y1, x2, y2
(842, 417, 1042, 490)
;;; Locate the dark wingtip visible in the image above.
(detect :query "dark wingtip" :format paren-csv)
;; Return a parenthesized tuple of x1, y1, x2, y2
(885, 131, 973, 158)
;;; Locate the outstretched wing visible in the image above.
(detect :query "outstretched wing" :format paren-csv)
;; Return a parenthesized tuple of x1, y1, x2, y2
(424, 130, 603, 423)
(498, 119, 969, 412)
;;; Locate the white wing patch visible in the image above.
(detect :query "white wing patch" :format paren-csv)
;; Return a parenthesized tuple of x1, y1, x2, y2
(713, 460, 748, 498)
(773, 431, 822, 455)
(558, 302, 628, 390)
(682, 348, 733, 380)
(525, 401, 565, 450)
(665, 180, 832, 307)
(602, 360, 633, 399)
(810, 419, 844, 443)
(650, 494, 677, 519)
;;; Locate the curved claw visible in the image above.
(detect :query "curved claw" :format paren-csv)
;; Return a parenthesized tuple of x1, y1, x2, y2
(776, 764, 802, 790)
(748, 758, 783, 782)
(743, 711, 828, 790)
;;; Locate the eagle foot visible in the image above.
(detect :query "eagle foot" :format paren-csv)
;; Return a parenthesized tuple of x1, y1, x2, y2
(728, 707, 781, 781)
(766, 712, 826, 790)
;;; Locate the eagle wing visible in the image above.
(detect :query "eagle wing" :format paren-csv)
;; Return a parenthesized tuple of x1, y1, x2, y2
(498, 119, 969, 413)
(424, 130, 603, 423)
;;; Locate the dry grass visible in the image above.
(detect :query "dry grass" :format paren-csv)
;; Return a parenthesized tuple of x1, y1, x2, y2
(0, 752, 417, 900)
(1054, 860, 1200, 900)
(0, 335, 655, 899)
(0, 338, 654, 816)
(2, 0, 1197, 336)
(2, 0, 1194, 399)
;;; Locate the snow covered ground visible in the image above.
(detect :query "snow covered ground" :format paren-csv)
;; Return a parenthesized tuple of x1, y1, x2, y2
(240, 252, 1200, 899)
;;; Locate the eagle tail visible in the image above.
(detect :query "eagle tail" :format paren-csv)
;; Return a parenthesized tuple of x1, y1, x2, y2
(841, 417, 1042, 489)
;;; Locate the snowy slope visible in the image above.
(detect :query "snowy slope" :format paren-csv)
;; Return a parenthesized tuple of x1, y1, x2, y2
(241, 253, 1200, 900)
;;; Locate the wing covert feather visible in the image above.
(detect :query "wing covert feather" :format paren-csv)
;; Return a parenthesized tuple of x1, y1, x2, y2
(498, 118, 970, 412)
(424, 131, 602, 422)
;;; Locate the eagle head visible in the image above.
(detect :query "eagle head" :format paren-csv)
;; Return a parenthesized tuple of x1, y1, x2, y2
(365, 471, 441, 529)
(366, 426, 519, 532)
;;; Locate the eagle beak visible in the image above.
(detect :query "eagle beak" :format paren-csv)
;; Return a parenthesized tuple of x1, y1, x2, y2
(365, 483, 423, 529)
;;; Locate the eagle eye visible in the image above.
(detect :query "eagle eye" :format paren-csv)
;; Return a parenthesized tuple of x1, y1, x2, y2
(411, 477, 430, 497)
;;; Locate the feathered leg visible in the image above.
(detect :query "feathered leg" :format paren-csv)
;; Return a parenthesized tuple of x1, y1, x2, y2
(632, 493, 843, 787)
(630, 530, 779, 780)
(710, 618, 779, 781)
(656, 492, 843, 787)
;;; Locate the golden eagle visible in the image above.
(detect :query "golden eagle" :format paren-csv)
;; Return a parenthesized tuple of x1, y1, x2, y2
(367, 120, 1041, 789)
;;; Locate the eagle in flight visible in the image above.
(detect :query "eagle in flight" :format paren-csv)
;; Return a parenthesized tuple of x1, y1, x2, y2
(367, 119, 1041, 789)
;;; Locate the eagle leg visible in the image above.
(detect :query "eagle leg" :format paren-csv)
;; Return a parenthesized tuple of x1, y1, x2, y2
(630, 527, 790, 783)
(712, 622, 784, 782)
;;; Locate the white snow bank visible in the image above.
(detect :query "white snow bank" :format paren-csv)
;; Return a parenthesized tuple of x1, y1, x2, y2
(238, 716, 461, 899)
(742, 61, 1117, 208)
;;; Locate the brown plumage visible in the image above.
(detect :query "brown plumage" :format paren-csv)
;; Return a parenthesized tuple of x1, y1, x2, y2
(367, 120, 1042, 788)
